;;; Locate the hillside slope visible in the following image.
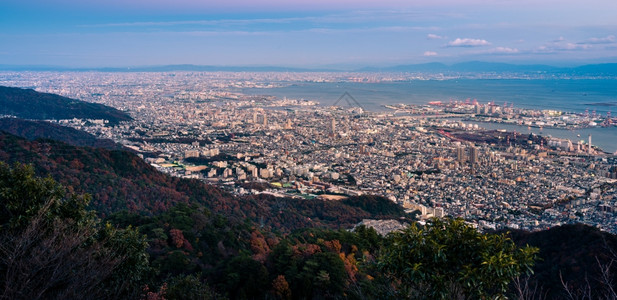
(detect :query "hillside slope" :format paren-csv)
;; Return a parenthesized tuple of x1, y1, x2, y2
(0, 118, 124, 150)
(0, 86, 132, 124)
(509, 224, 617, 299)
(0, 131, 406, 230)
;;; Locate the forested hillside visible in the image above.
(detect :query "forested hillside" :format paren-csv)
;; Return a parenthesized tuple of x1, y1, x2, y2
(0, 118, 124, 150)
(2, 135, 617, 298)
(0, 131, 407, 230)
(0, 164, 539, 299)
(0, 85, 132, 124)
(509, 224, 617, 299)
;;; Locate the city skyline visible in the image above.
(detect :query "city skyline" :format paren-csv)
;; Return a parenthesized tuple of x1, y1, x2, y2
(1, 0, 617, 67)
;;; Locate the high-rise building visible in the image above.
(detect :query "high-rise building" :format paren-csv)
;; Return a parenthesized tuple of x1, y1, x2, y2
(469, 146, 479, 165)
(330, 117, 336, 134)
(263, 114, 268, 126)
(456, 147, 466, 163)
(588, 134, 592, 154)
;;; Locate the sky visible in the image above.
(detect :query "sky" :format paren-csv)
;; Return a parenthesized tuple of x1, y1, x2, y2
(1, 0, 616, 68)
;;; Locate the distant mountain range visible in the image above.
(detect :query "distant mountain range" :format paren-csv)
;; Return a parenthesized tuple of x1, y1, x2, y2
(2, 62, 617, 75)
(359, 61, 617, 75)
(0, 64, 328, 72)
(0, 86, 132, 125)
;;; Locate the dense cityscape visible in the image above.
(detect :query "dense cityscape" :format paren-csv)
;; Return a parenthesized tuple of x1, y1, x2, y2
(4, 0, 617, 297)
(2, 71, 616, 233)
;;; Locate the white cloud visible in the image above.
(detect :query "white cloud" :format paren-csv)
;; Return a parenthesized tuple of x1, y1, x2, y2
(582, 35, 615, 44)
(535, 45, 553, 53)
(488, 47, 519, 54)
(536, 41, 592, 53)
(466, 47, 522, 56)
(535, 36, 598, 53)
(423, 51, 438, 56)
(427, 33, 445, 40)
(563, 43, 592, 50)
(447, 38, 491, 47)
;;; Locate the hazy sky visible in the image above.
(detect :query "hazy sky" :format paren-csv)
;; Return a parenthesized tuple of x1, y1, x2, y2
(1, 0, 616, 67)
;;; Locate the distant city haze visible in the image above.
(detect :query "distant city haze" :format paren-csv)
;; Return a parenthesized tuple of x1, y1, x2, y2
(1, 0, 616, 67)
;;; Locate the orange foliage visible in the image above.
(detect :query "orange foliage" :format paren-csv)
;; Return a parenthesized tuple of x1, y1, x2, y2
(323, 240, 342, 253)
(271, 275, 291, 300)
(169, 229, 184, 248)
(292, 243, 321, 257)
(250, 230, 271, 263)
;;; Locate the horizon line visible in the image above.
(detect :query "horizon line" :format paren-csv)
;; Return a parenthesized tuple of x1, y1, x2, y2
(1, 61, 617, 72)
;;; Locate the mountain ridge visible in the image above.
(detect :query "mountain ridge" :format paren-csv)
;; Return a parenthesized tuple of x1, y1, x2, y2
(2, 62, 617, 74)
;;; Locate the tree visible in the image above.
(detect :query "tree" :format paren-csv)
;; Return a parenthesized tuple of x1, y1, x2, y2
(377, 218, 538, 299)
(221, 255, 269, 299)
(300, 252, 348, 297)
(0, 161, 86, 231)
(271, 275, 292, 300)
(98, 222, 152, 299)
(165, 274, 222, 300)
(0, 162, 150, 299)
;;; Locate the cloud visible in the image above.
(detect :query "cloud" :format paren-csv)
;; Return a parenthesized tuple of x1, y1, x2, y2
(581, 35, 615, 44)
(427, 33, 445, 40)
(535, 36, 597, 53)
(536, 42, 592, 53)
(465, 47, 522, 56)
(423, 51, 438, 56)
(488, 47, 519, 54)
(535, 45, 552, 53)
(563, 43, 592, 50)
(447, 38, 490, 47)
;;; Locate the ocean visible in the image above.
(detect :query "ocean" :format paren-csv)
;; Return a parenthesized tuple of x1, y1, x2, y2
(243, 79, 617, 153)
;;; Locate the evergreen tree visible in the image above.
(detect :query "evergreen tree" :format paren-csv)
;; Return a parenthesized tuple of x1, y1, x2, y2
(0, 162, 150, 299)
(377, 218, 538, 299)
